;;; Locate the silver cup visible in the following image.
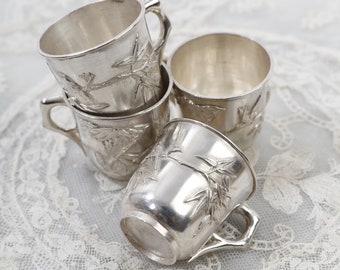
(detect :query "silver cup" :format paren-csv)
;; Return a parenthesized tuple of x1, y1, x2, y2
(168, 33, 272, 149)
(120, 118, 260, 265)
(39, 0, 171, 115)
(40, 64, 172, 181)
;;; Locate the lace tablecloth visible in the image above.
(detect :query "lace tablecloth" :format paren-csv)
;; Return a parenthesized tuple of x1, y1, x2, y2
(1, 0, 340, 269)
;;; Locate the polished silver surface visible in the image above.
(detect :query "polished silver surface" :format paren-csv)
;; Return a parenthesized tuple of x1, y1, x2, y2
(40, 64, 172, 181)
(120, 119, 260, 265)
(168, 33, 272, 149)
(39, 0, 171, 115)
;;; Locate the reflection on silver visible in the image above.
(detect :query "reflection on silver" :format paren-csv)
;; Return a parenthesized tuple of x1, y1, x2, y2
(121, 119, 260, 265)
(169, 33, 272, 149)
(39, 0, 171, 115)
(40, 64, 172, 181)
(80, 120, 150, 175)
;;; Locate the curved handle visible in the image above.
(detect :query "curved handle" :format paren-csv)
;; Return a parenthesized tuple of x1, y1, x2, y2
(40, 96, 84, 151)
(145, 0, 171, 58)
(189, 203, 260, 262)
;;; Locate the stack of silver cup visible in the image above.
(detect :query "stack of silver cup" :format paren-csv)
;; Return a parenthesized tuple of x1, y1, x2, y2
(40, 0, 172, 181)
(39, 0, 272, 265)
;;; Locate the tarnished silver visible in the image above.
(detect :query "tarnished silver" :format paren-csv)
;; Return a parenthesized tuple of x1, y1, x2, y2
(168, 33, 272, 149)
(39, 0, 171, 115)
(120, 118, 260, 265)
(40, 64, 172, 181)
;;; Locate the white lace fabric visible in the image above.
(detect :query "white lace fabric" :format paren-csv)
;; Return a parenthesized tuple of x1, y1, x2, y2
(1, 0, 340, 269)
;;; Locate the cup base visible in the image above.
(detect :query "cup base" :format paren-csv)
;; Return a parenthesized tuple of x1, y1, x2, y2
(120, 211, 178, 265)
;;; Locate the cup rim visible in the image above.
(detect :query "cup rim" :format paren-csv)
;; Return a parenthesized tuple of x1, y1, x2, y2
(168, 32, 273, 101)
(62, 63, 173, 120)
(39, 0, 145, 59)
(164, 118, 257, 199)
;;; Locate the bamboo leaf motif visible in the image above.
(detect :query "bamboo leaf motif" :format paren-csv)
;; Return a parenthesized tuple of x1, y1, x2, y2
(168, 148, 183, 155)
(184, 189, 210, 218)
(231, 94, 265, 137)
(130, 145, 185, 192)
(74, 101, 110, 112)
(113, 33, 146, 70)
(184, 155, 236, 237)
(84, 121, 149, 156)
(96, 150, 144, 175)
(95, 152, 127, 173)
(56, 33, 159, 112)
(58, 72, 110, 111)
(78, 72, 96, 91)
(195, 155, 218, 167)
(211, 159, 236, 175)
(179, 93, 265, 138)
(112, 33, 161, 108)
(80, 120, 149, 173)
(177, 94, 226, 123)
(196, 156, 236, 174)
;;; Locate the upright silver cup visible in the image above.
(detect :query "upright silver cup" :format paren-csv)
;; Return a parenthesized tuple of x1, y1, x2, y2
(39, 0, 171, 115)
(120, 119, 260, 265)
(40, 64, 172, 181)
(168, 33, 272, 149)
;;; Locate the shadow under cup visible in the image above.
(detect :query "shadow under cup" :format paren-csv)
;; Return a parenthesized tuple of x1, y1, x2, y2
(169, 33, 272, 149)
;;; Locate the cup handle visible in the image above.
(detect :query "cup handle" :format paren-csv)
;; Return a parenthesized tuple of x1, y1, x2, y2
(145, 0, 171, 58)
(188, 203, 260, 262)
(40, 96, 84, 152)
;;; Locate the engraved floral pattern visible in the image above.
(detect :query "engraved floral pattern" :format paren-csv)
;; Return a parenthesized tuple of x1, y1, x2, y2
(175, 93, 226, 122)
(127, 146, 181, 193)
(184, 155, 237, 237)
(176, 91, 265, 139)
(57, 34, 160, 112)
(133, 144, 237, 237)
(225, 94, 265, 137)
(80, 119, 150, 174)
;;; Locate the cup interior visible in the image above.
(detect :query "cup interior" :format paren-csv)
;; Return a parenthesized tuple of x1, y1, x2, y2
(170, 33, 271, 98)
(40, 0, 141, 56)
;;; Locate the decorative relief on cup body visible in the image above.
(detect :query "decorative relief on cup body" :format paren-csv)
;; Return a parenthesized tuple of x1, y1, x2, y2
(177, 92, 265, 138)
(176, 93, 226, 123)
(184, 155, 236, 237)
(79, 120, 150, 175)
(56, 33, 161, 113)
(226, 94, 265, 138)
(133, 143, 237, 237)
